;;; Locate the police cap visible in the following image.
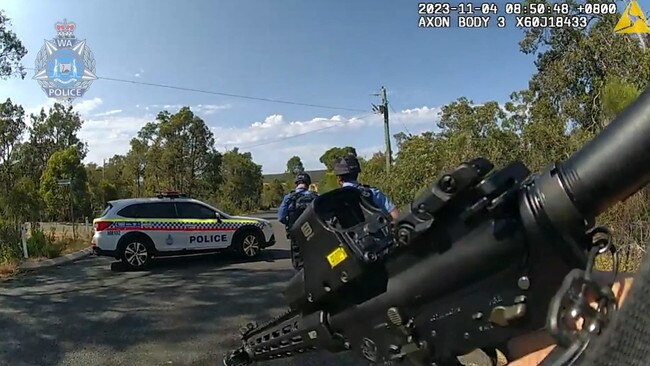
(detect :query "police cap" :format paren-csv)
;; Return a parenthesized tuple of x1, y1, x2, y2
(333, 153, 361, 176)
(294, 173, 312, 185)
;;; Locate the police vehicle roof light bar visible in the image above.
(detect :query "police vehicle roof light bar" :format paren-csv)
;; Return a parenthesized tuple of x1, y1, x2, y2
(156, 191, 187, 199)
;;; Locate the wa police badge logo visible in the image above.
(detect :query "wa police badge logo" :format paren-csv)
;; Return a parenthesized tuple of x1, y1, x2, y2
(33, 19, 97, 101)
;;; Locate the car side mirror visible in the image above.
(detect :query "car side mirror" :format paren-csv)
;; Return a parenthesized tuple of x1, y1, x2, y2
(215, 212, 223, 223)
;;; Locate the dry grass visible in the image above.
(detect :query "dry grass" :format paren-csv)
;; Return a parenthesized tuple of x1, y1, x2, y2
(0, 260, 18, 278)
(60, 238, 91, 255)
(19, 222, 93, 261)
(33, 222, 94, 242)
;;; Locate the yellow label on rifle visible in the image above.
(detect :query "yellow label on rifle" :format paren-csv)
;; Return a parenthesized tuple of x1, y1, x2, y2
(327, 247, 348, 268)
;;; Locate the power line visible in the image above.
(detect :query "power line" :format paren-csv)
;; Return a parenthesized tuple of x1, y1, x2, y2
(237, 125, 338, 149)
(99, 76, 368, 112)
(24, 67, 368, 112)
(386, 93, 412, 136)
(389, 102, 411, 137)
(24, 65, 386, 152)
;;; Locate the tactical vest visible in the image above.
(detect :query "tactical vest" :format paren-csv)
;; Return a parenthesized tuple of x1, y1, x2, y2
(285, 190, 318, 228)
(350, 183, 376, 207)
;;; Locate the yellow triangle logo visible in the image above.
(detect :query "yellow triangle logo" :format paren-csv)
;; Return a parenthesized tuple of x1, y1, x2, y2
(614, 0, 650, 34)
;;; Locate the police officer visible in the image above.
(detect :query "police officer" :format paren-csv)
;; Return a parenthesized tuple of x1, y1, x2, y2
(333, 153, 399, 220)
(278, 172, 318, 270)
(277, 172, 317, 226)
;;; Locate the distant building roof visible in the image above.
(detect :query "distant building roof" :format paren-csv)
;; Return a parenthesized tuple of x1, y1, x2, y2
(263, 169, 327, 183)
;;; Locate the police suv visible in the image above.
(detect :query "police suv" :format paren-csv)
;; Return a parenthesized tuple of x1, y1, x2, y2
(91, 192, 275, 269)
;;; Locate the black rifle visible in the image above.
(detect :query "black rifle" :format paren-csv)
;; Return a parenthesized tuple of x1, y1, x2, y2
(224, 86, 650, 366)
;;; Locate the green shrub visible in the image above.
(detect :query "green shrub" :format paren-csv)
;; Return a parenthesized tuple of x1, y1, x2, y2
(26, 226, 68, 259)
(261, 179, 285, 209)
(0, 220, 22, 262)
(317, 172, 339, 193)
(45, 240, 64, 259)
(0, 244, 18, 263)
(217, 199, 243, 216)
(26, 227, 48, 258)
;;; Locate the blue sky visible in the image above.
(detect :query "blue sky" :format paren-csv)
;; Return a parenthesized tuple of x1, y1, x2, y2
(2, 0, 633, 173)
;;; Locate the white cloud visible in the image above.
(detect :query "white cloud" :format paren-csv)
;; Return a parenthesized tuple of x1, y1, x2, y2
(94, 109, 123, 117)
(194, 104, 232, 115)
(397, 106, 441, 122)
(357, 144, 386, 158)
(23, 96, 105, 123)
(212, 106, 440, 148)
(78, 114, 152, 164)
(24, 96, 107, 120)
(24, 99, 56, 118)
(213, 107, 441, 173)
(148, 103, 231, 116)
(73, 97, 103, 115)
(266, 143, 332, 172)
(212, 114, 365, 148)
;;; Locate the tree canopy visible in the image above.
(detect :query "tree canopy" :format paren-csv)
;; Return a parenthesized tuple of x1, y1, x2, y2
(0, 11, 27, 79)
(319, 146, 357, 171)
(286, 156, 305, 174)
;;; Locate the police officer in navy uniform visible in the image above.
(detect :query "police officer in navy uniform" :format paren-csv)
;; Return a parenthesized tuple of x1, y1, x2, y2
(278, 172, 318, 270)
(277, 173, 317, 226)
(333, 153, 399, 220)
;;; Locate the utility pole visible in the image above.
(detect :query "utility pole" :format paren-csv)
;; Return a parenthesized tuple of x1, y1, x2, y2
(372, 86, 392, 174)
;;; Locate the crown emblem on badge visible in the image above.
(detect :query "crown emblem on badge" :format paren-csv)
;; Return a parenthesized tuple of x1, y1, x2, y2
(55, 19, 76, 38)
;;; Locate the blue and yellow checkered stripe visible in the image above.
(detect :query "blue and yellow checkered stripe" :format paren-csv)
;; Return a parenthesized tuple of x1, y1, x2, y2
(103, 219, 264, 232)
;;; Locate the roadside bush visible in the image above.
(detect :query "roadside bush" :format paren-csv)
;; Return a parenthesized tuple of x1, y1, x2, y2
(596, 189, 650, 272)
(317, 172, 339, 193)
(26, 226, 65, 259)
(0, 220, 22, 262)
(261, 179, 285, 210)
(45, 240, 64, 259)
(217, 199, 244, 216)
(26, 227, 48, 258)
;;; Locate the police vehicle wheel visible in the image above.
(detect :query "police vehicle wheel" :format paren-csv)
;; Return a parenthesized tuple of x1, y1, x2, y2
(120, 240, 151, 270)
(234, 231, 262, 258)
